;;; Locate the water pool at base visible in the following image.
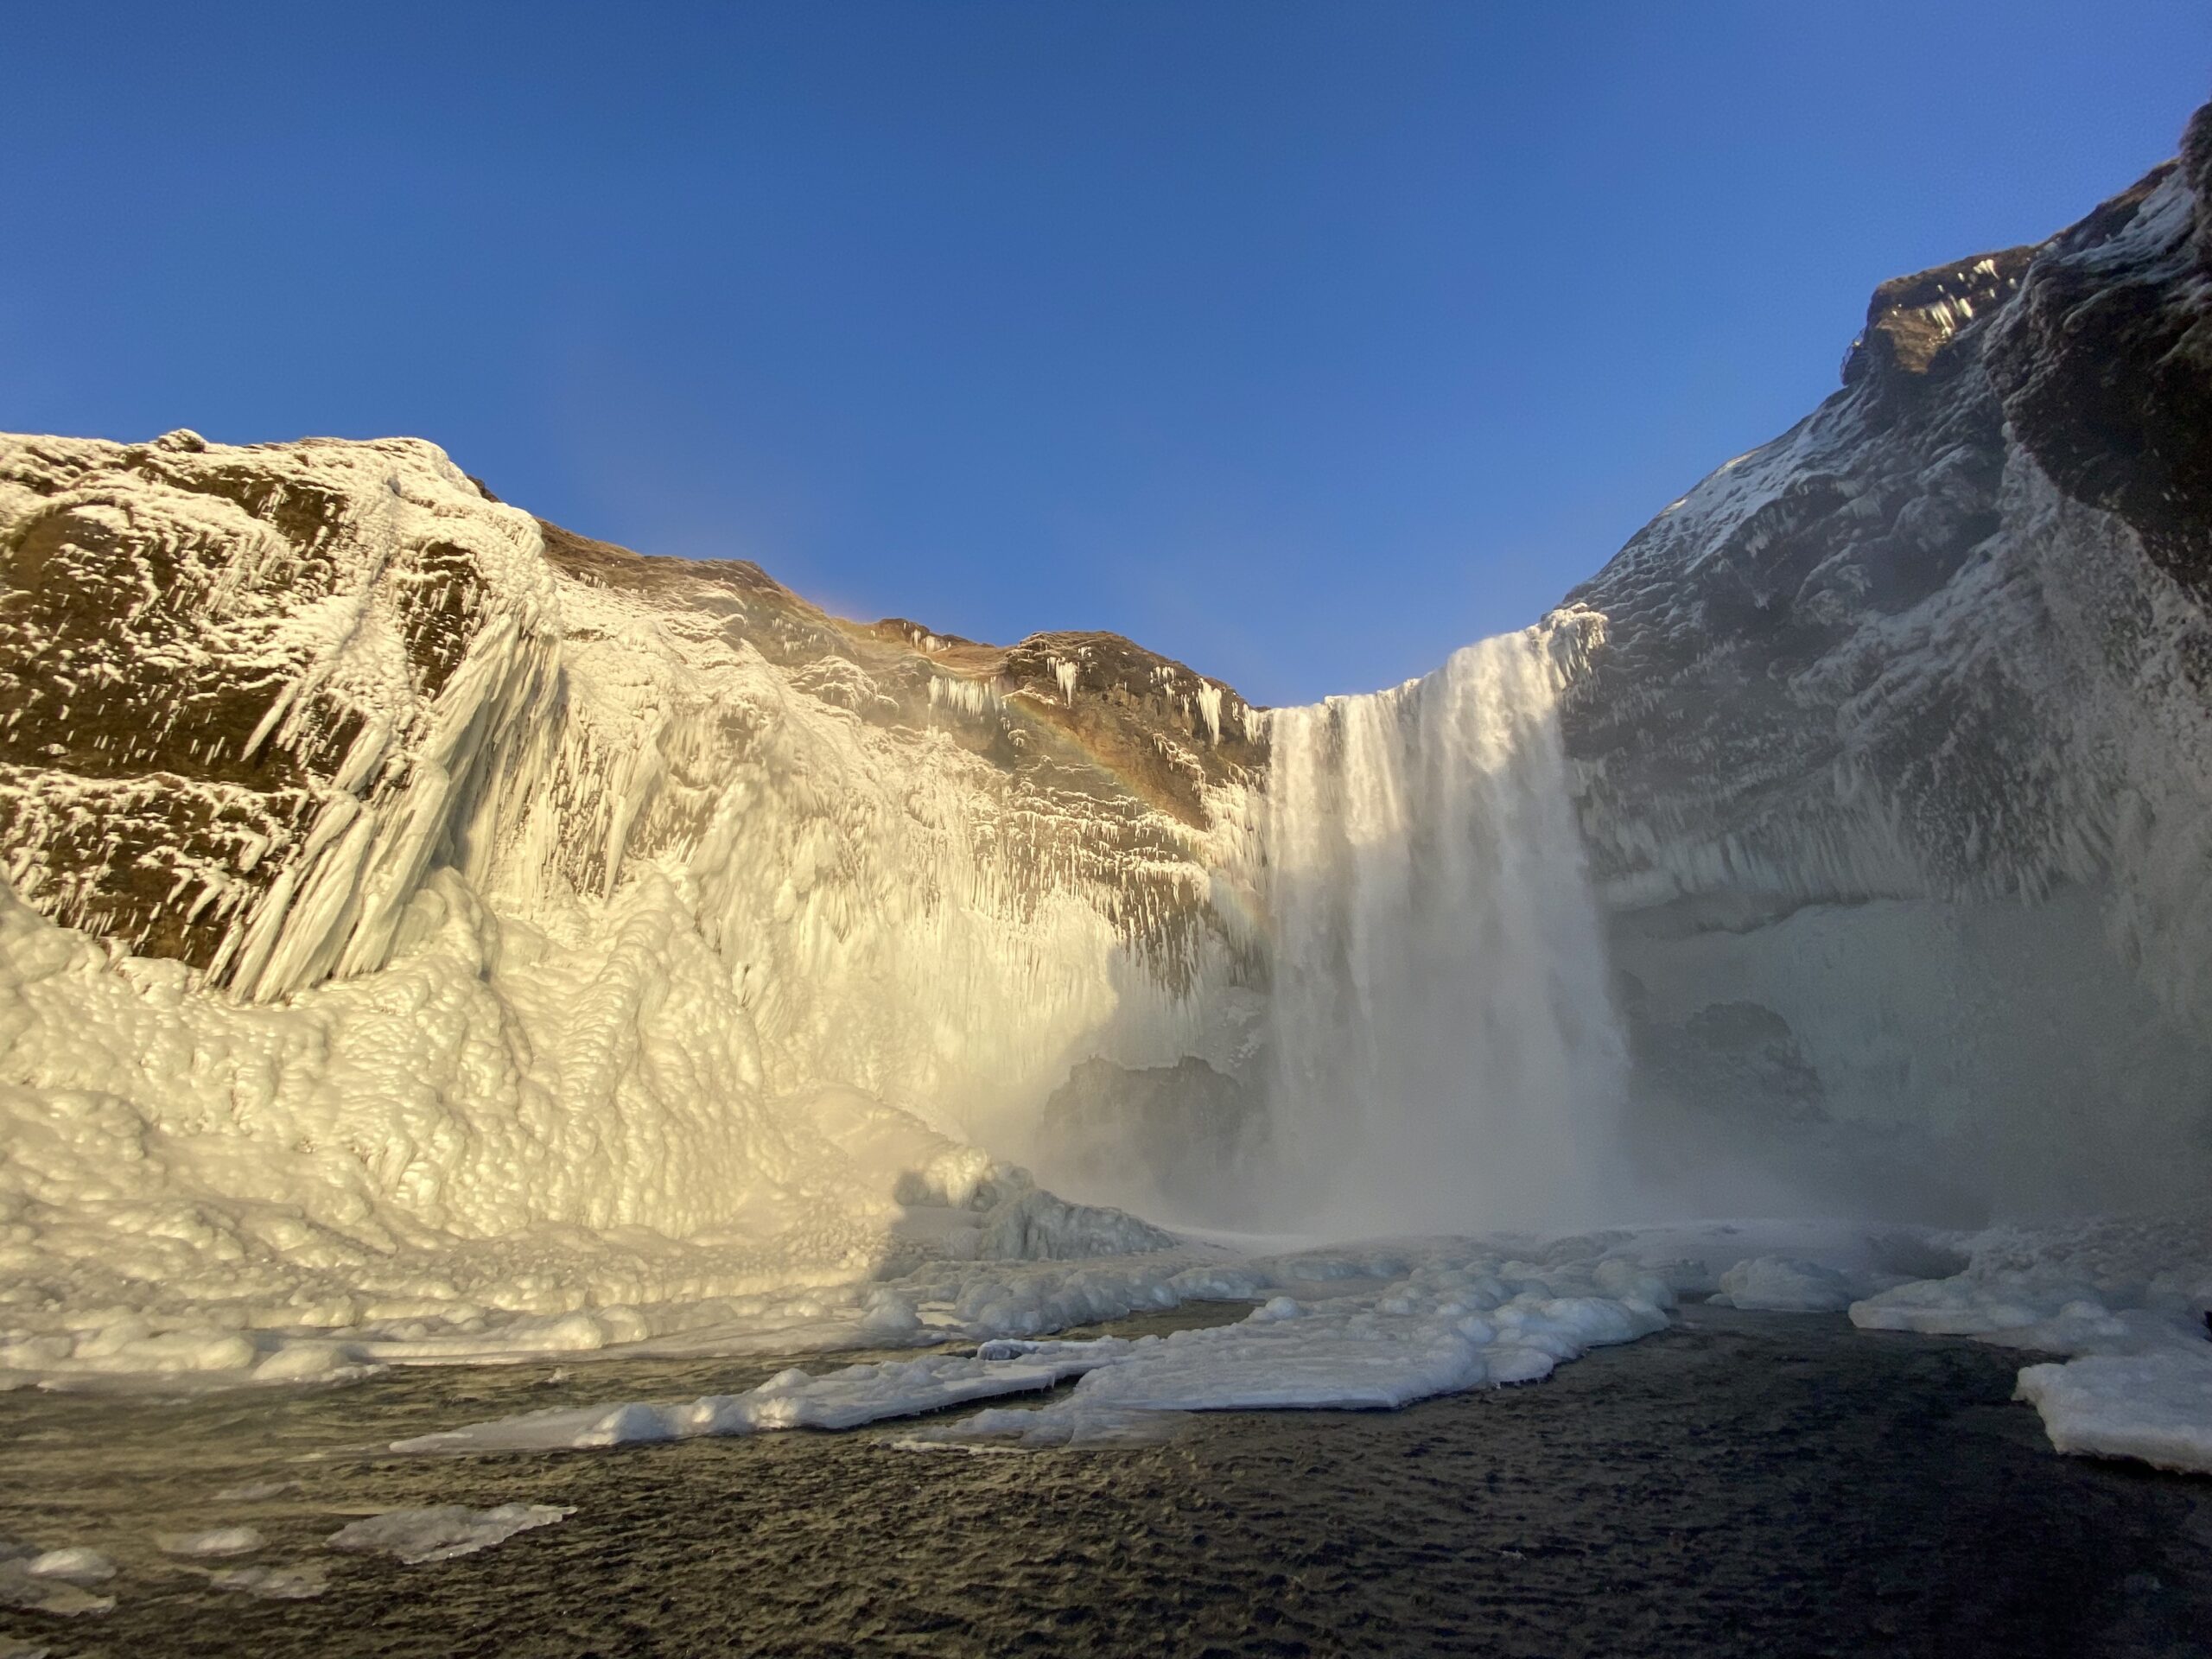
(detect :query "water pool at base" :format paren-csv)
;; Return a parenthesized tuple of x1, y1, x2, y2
(2, 1305, 2206, 1659)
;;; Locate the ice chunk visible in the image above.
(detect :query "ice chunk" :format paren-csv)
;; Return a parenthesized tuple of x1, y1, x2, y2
(393, 1344, 1128, 1453)
(1714, 1257, 1858, 1313)
(2015, 1349, 2212, 1474)
(157, 1526, 264, 1558)
(24, 1548, 113, 1584)
(327, 1504, 574, 1564)
(404, 1243, 1672, 1458)
(209, 1563, 328, 1599)
(0, 1548, 113, 1618)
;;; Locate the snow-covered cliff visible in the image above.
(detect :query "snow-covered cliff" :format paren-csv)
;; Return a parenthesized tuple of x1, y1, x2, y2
(0, 430, 1258, 1378)
(1560, 114, 2212, 1220)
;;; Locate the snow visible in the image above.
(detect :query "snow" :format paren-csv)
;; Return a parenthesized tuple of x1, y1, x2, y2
(1840, 1211, 2212, 1471)
(0, 868, 1189, 1388)
(327, 1504, 573, 1564)
(394, 1240, 1675, 1455)
(0, 429, 1257, 1393)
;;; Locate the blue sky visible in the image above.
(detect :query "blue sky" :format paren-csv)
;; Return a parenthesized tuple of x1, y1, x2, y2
(3, 4, 2202, 703)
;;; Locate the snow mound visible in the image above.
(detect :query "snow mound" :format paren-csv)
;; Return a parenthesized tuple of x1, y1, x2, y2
(327, 1503, 573, 1565)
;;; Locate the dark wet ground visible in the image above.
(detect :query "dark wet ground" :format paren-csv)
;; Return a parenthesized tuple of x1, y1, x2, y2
(2, 1302, 2208, 1658)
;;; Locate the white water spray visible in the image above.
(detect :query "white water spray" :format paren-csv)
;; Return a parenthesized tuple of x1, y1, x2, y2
(1259, 628, 1628, 1235)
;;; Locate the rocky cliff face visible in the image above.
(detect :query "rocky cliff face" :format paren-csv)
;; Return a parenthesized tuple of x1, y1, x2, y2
(1559, 111, 2212, 1218)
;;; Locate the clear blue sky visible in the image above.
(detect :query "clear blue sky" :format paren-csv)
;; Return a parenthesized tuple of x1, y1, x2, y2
(3, 4, 2202, 703)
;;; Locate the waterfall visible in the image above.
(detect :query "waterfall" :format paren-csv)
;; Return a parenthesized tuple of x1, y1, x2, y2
(1259, 627, 1628, 1235)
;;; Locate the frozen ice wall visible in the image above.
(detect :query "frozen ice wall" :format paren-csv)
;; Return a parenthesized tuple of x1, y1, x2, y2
(1256, 626, 1630, 1235)
(0, 431, 1258, 1379)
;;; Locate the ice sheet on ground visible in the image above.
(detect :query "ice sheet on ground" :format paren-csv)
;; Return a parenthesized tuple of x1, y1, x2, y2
(0, 1543, 112, 1618)
(327, 1504, 574, 1564)
(2013, 1349, 2212, 1474)
(1847, 1207, 2212, 1472)
(395, 1241, 1676, 1455)
(22, 1548, 112, 1584)
(207, 1563, 329, 1599)
(392, 1344, 1130, 1452)
(156, 1526, 264, 1558)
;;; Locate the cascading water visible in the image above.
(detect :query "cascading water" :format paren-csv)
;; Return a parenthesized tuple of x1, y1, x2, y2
(1259, 627, 1629, 1235)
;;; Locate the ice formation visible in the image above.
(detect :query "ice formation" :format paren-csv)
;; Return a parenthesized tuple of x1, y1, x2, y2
(0, 1541, 113, 1619)
(0, 433, 1250, 1387)
(1847, 1208, 2212, 1472)
(394, 1239, 1676, 1455)
(327, 1504, 573, 1565)
(207, 1563, 327, 1600)
(156, 1528, 264, 1559)
(2014, 1351, 2212, 1474)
